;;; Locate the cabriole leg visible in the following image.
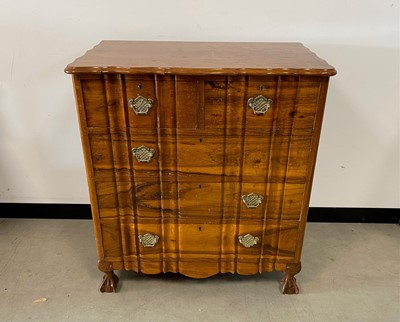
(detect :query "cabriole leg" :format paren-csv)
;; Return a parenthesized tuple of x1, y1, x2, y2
(98, 261, 119, 293)
(100, 271, 119, 293)
(280, 262, 301, 295)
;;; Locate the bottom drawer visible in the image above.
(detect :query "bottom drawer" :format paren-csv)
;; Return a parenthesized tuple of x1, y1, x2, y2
(99, 217, 299, 277)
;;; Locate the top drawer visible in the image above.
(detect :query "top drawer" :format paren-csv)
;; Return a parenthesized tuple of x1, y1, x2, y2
(78, 74, 324, 132)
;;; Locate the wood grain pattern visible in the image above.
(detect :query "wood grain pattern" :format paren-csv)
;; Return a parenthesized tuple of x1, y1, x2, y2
(65, 41, 336, 76)
(67, 41, 335, 293)
(100, 216, 300, 277)
(94, 180, 306, 221)
(79, 74, 323, 132)
(88, 134, 313, 183)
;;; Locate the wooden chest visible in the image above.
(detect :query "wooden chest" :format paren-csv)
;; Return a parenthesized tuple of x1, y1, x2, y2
(65, 41, 336, 294)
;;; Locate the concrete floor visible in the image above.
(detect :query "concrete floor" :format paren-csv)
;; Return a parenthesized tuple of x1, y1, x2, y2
(0, 219, 398, 322)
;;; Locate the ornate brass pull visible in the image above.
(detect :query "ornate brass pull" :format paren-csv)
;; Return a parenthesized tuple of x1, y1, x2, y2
(247, 95, 273, 115)
(129, 95, 153, 115)
(238, 234, 259, 248)
(131, 145, 155, 162)
(242, 193, 263, 208)
(138, 233, 159, 247)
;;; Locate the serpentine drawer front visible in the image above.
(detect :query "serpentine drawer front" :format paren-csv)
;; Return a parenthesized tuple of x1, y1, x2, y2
(65, 41, 336, 294)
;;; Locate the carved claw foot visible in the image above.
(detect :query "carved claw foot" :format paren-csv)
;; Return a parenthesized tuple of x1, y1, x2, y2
(280, 274, 299, 294)
(280, 262, 301, 295)
(100, 271, 119, 293)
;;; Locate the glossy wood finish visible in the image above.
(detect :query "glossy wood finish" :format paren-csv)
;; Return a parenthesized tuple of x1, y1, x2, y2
(100, 271, 119, 293)
(66, 41, 335, 294)
(280, 262, 301, 294)
(65, 41, 336, 76)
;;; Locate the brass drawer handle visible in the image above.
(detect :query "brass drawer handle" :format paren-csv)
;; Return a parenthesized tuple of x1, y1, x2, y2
(131, 145, 155, 162)
(138, 233, 159, 247)
(242, 193, 263, 208)
(247, 95, 273, 115)
(238, 234, 259, 248)
(129, 95, 154, 115)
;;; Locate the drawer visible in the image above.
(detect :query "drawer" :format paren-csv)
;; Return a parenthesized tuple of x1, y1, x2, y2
(79, 74, 206, 130)
(137, 181, 305, 220)
(78, 74, 323, 132)
(95, 180, 305, 221)
(79, 74, 158, 129)
(100, 217, 299, 275)
(88, 133, 313, 182)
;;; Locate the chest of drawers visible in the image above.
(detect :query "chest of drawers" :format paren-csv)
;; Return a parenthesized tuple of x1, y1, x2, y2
(65, 41, 336, 294)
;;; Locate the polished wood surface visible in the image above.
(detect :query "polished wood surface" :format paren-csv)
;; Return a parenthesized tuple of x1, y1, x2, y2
(65, 41, 336, 76)
(66, 41, 335, 294)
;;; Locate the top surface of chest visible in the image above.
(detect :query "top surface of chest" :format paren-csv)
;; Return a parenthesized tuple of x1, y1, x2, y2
(65, 41, 336, 76)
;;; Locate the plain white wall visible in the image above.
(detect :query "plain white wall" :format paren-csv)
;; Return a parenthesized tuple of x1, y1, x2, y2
(0, 0, 398, 207)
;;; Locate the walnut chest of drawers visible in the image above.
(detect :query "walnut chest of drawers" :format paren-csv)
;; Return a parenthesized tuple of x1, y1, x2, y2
(65, 41, 336, 294)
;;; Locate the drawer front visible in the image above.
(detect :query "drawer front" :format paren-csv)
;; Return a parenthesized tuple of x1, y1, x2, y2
(78, 74, 324, 132)
(198, 75, 322, 132)
(88, 133, 313, 182)
(100, 216, 299, 276)
(95, 180, 305, 221)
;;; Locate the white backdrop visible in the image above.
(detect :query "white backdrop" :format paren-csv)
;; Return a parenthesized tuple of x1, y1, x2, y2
(0, 0, 398, 207)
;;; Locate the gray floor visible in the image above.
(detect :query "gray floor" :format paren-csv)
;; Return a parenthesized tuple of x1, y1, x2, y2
(0, 219, 398, 322)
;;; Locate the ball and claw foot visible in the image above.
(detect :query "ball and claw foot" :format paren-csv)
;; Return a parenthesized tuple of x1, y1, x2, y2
(280, 274, 299, 294)
(280, 262, 301, 294)
(100, 271, 119, 293)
